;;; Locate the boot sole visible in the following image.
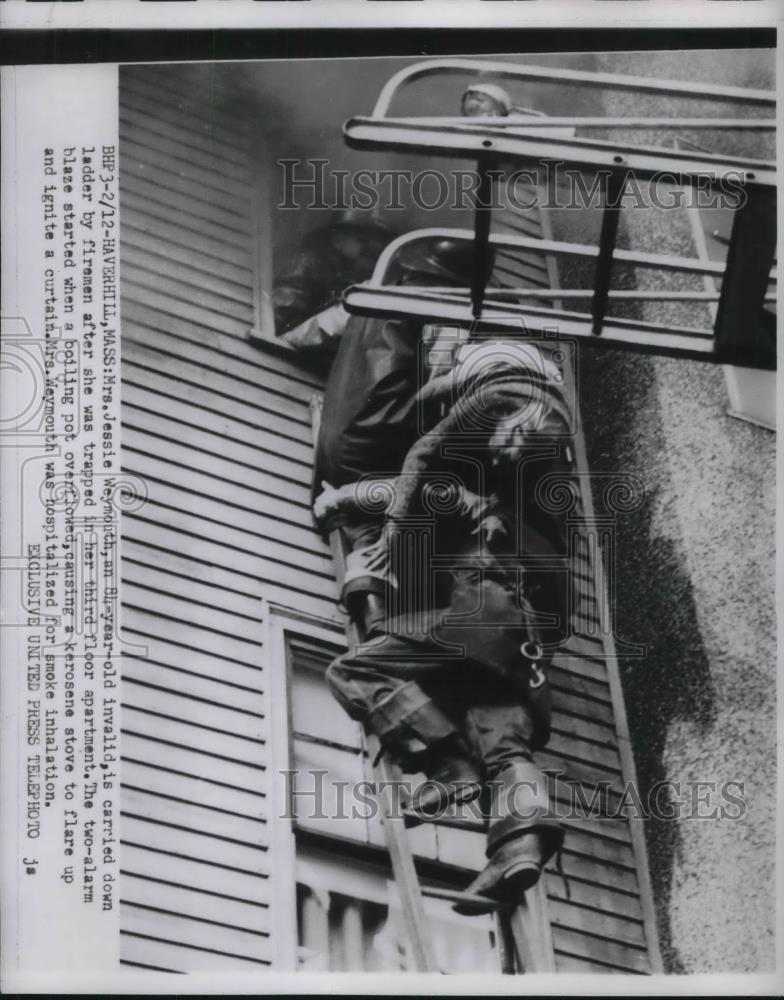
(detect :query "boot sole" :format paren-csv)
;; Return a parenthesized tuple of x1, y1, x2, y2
(503, 860, 541, 894)
(451, 861, 541, 916)
(403, 782, 483, 828)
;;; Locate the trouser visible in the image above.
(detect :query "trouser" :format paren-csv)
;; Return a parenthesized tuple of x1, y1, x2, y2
(338, 521, 392, 639)
(326, 632, 535, 781)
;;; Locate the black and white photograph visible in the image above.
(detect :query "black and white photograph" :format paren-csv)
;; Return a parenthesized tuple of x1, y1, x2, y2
(0, 10, 780, 992)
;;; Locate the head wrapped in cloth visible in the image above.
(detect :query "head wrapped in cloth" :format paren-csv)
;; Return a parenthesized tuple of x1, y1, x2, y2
(461, 82, 513, 118)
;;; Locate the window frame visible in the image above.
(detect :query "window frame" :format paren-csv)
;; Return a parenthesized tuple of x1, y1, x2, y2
(263, 602, 347, 970)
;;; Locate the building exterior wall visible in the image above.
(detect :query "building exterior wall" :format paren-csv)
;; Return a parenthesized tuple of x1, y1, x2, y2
(118, 65, 338, 973)
(574, 49, 777, 974)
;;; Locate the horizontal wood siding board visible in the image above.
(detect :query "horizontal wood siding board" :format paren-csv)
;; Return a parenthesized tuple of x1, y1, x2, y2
(552, 952, 645, 975)
(120, 251, 254, 313)
(122, 319, 319, 402)
(123, 508, 332, 589)
(122, 339, 312, 424)
(550, 651, 609, 685)
(121, 839, 269, 894)
(121, 539, 264, 605)
(545, 853, 639, 898)
(549, 667, 613, 707)
(548, 898, 646, 949)
(122, 604, 262, 668)
(120, 624, 262, 689)
(121, 760, 266, 817)
(123, 68, 251, 133)
(120, 173, 253, 238)
(119, 112, 251, 181)
(122, 772, 265, 825)
(121, 404, 309, 487)
(121, 446, 313, 528)
(122, 527, 339, 622)
(118, 102, 250, 174)
(556, 829, 636, 873)
(119, 932, 270, 972)
(122, 581, 263, 644)
(122, 720, 266, 780)
(120, 815, 268, 873)
(121, 363, 314, 450)
(122, 787, 267, 844)
(121, 215, 254, 274)
(550, 705, 617, 742)
(546, 730, 623, 774)
(121, 136, 248, 200)
(120, 156, 248, 218)
(121, 388, 312, 476)
(122, 694, 266, 749)
(121, 557, 264, 621)
(121, 873, 270, 933)
(122, 733, 268, 796)
(121, 282, 253, 342)
(538, 751, 625, 797)
(121, 74, 250, 143)
(122, 658, 266, 717)
(551, 925, 650, 974)
(120, 906, 270, 960)
(544, 871, 643, 922)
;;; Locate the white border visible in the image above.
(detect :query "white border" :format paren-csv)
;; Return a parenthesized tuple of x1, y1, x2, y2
(0, 0, 781, 32)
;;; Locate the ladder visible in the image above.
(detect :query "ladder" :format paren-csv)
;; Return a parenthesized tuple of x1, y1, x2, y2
(310, 398, 555, 975)
(341, 58, 776, 371)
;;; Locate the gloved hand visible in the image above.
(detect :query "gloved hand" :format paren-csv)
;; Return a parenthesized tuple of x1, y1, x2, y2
(312, 480, 343, 525)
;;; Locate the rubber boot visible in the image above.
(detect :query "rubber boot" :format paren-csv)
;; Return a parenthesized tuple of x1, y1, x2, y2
(344, 590, 387, 641)
(452, 761, 564, 916)
(365, 681, 481, 817)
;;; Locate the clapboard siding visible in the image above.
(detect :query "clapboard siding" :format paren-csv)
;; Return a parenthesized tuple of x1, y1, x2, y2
(119, 65, 339, 975)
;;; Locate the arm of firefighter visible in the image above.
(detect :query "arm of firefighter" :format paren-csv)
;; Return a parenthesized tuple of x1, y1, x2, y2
(312, 478, 395, 527)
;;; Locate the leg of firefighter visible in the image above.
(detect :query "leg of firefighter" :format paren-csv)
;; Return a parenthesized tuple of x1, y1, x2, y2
(452, 698, 564, 917)
(326, 636, 482, 817)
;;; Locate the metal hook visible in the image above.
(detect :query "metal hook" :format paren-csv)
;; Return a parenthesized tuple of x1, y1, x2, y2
(520, 640, 542, 662)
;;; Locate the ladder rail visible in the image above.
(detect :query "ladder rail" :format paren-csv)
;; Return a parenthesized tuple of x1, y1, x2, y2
(368, 737, 440, 972)
(309, 395, 558, 974)
(365, 226, 773, 290)
(310, 397, 440, 973)
(393, 115, 777, 131)
(344, 117, 776, 189)
(370, 58, 776, 119)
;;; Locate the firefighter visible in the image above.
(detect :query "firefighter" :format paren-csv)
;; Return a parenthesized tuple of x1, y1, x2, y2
(324, 340, 573, 913)
(310, 236, 479, 640)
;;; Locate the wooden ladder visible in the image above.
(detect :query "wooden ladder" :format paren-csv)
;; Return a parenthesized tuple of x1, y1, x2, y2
(310, 398, 556, 974)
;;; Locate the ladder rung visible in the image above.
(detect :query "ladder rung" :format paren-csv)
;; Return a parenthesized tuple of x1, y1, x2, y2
(591, 174, 626, 336)
(420, 884, 504, 912)
(403, 808, 487, 833)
